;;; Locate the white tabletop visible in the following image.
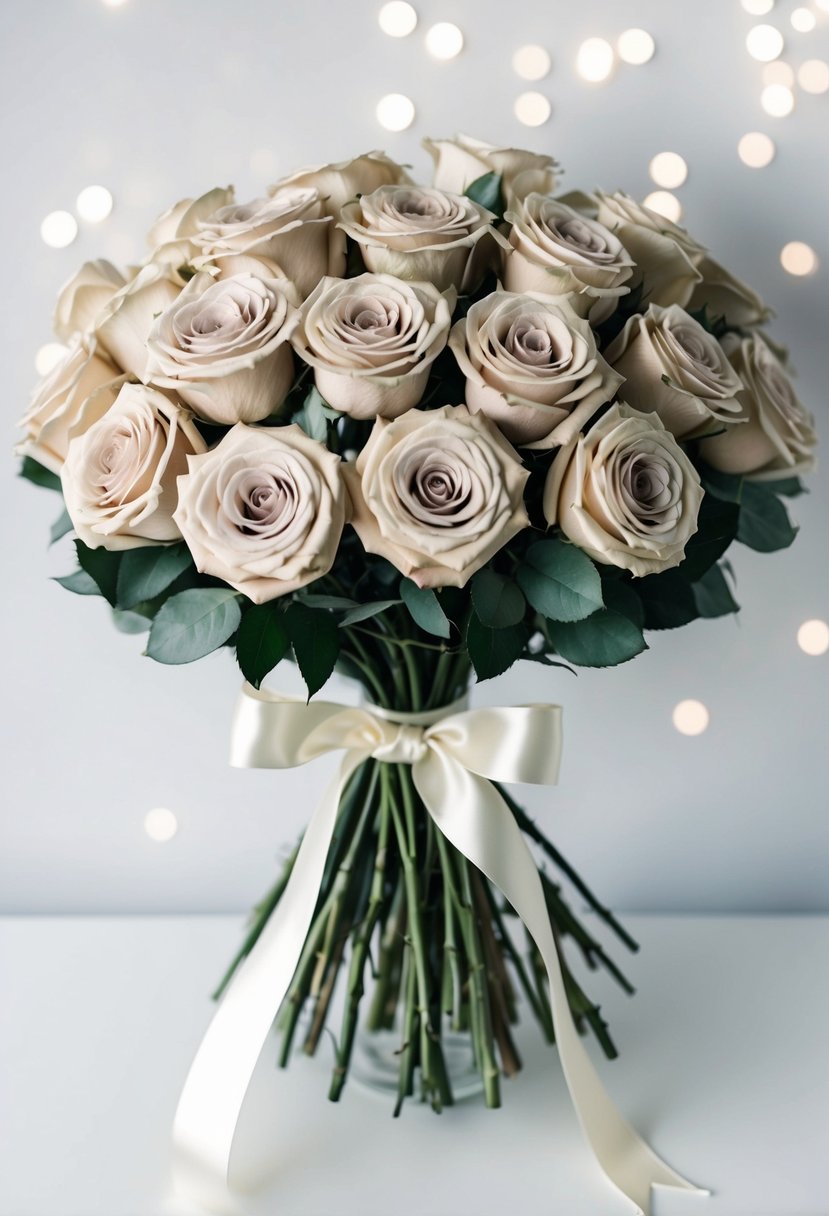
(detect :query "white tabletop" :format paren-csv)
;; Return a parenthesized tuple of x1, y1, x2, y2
(1, 915, 826, 1216)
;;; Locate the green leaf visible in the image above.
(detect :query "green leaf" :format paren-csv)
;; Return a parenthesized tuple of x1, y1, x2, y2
(699, 464, 743, 503)
(471, 568, 526, 629)
(75, 540, 123, 606)
(400, 580, 451, 639)
(19, 456, 62, 492)
(737, 483, 798, 552)
(517, 540, 604, 623)
(466, 614, 527, 681)
(680, 495, 740, 581)
(524, 653, 577, 676)
(464, 171, 504, 215)
(295, 593, 358, 610)
(49, 506, 73, 545)
(236, 603, 289, 688)
(692, 564, 740, 619)
(292, 385, 339, 441)
(601, 579, 645, 628)
(547, 610, 647, 668)
(115, 542, 193, 609)
(54, 568, 100, 596)
(112, 608, 152, 634)
(339, 599, 401, 627)
(767, 476, 807, 498)
(147, 588, 241, 665)
(284, 602, 340, 698)
(636, 570, 699, 630)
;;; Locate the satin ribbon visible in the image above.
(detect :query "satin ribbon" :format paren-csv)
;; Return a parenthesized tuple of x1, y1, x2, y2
(172, 684, 707, 1215)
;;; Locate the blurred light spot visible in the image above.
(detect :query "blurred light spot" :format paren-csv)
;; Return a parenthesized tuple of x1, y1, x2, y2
(378, 1, 417, 36)
(797, 619, 829, 656)
(35, 343, 68, 376)
(673, 700, 709, 736)
(761, 83, 795, 114)
(144, 807, 178, 843)
(816, 0, 829, 10)
(76, 185, 113, 223)
(649, 151, 688, 189)
(514, 91, 552, 126)
(791, 6, 816, 31)
(249, 148, 278, 178)
(512, 44, 551, 80)
(425, 22, 463, 59)
(762, 59, 795, 86)
(742, 0, 774, 11)
(799, 58, 829, 93)
(101, 0, 129, 6)
(643, 190, 682, 222)
(780, 240, 818, 275)
(617, 28, 655, 65)
(746, 24, 785, 61)
(738, 131, 776, 167)
(40, 210, 78, 249)
(576, 38, 614, 82)
(376, 93, 415, 131)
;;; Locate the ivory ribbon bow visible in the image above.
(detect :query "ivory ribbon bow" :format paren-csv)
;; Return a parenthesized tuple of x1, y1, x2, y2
(172, 684, 706, 1214)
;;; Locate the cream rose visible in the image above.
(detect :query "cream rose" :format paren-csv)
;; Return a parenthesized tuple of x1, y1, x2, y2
(698, 333, 818, 480)
(95, 262, 183, 380)
(54, 260, 128, 342)
(146, 186, 235, 270)
(338, 186, 501, 293)
(269, 152, 412, 217)
(343, 404, 529, 588)
(543, 403, 703, 577)
(502, 195, 635, 322)
(193, 187, 342, 299)
(449, 291, 623, 448)
(591, 191, 705, 308)
(17, 339, 123, 473)
(145, 271, 299, 425)
(423, 134, 558, 205)
(174, 423, 346, 603)
(291, 273, 451, 420)
(61, 383, 206, 550)
(688, 254, 771, 328)
(605, 303, 744, 440)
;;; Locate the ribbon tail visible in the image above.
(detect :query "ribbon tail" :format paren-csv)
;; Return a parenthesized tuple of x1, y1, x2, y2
(413, 752, 709, 1216)
(171, 748, 369, 1209)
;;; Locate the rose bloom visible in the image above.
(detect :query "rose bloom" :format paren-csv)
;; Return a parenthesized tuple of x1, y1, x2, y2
(591, 191, 705, 309)
(543, 403, 703, 577)
(423, 134, 558, 205)
(449, 291, 622, 448)
(193, 187, 343, 299)
(343, 404, 529, 588)
(174, 423, 346, 603)
(688, 253, 770, 329)
(95, 262, 183, 381)
(269, 151, 412, 218)
(61, 383, 206, 550)
(54, 260, 128, 342)
(605, 303, 744, 440)
(292, 273, 452, 420)
(17, 339, 123, 473)
(699, 333, 818, 480)
(338, 185, 501, 293)
(146, 270, 300, 425)
(502, 195, 635, 323)
(146, 186, 236, 271)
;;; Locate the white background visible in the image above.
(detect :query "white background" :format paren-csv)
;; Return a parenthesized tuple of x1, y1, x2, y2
(1, 0, 826, 914)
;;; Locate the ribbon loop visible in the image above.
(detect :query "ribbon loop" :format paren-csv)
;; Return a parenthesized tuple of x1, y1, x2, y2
(372, 723, 428, 765)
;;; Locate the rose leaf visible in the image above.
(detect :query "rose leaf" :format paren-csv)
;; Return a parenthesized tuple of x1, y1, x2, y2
(635, 571, 699, 630)
(680, 495, 740, 581)
(75, 540, 123, 606)
(470, 568, 526, 629)
(146, 588, 241, 665)
(339, 599, 401, 627)
(116, 542, 194, 610)
(691, 564, 740, 619)
(18, 456, 62, 493)
(284, 602, 340, 699)
(466, 614, 528, 681)
(464, 171, 504, 217)
(546, 610, 647, 667)
(517, 540, 604, 623)
(737, 483, 799, 553)
(49, 506, 73, 546)
(400, 580, 451, 639)
(236, 603, 289, 689)
(53, 568, 101, 596)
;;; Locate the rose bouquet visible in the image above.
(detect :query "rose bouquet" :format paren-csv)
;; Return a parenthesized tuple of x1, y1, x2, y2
(18, 137, 816, 1210)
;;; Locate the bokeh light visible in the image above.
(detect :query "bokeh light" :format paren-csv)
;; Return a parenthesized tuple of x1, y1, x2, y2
(378, 2, 417, 37)
(643, 190, 683, 222)
(512, 44, 551, 80)
(40, 211, 78, 248)
(425, 22, 463, 59)
(672, 700, 710, 736)
(780, 241, 818, 275)
(376, 93, 415, 131)
(514, 91, 551, 126)
(649, 152, 688, 189)
(576, 38, 614, 82)
(797, 620, 829, 656)
(738, 131, 776, 167)
(746, 24, 785, 61)
(617, 28, 655, 65)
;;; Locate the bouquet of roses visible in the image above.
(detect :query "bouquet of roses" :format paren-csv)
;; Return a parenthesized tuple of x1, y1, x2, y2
(18, 135, 816, 1209)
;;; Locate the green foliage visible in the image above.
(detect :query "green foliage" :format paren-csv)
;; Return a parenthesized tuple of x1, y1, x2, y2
(517, 539, 603, 623)
(75, 540, 122, 606)
(112, 608, 152, 634)
(49, 507, 73, 545)
(601, 578, 645, 628)
(767, 476, 806, 498)
(681, 495, 740, 581)
(400, 579, 451, 639)
(692, 563, 740, 619)
(54, 568, 100, 596)
(146, 588, 241, 665)
(236, 603, 289, 688)
(284, 602, 341, 698)
(466, 613, 528, 681)
(737, 482, 798, 552)
(292, 385, 340, 442)
(464, 171, 504, 217)
(470, 568, 525, 628)
(546, 609, 647, 667)
(339, 599, 401, 626)
(116, 543, 193, 610)
(19, 456, 61, 492)
(636, 570, 699, 631)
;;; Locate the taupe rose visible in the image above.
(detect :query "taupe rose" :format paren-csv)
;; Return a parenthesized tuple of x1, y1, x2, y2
(449, 290, 622, 447)
(338, 185, 501, 293)
(146, 186, 235, 271)
(592, 191, 705, 308)
(146, 271, 299, 425)
(343, 404, 529, 588)
(54, 260, 128, 342)
(94, 262, 183, 381)
(502, 195, 635, 322)
(270, 151, 412, 217)
(174, 422, 346, 603)
(699, 333, 818, 480)
(605, 303, 744, 440)
(543, 403, 703, 577)
(688, 254, 770, 328)
(61, 383, 206, 550)
(423, 134, 558, 205)
(292, 273, 452, 419)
